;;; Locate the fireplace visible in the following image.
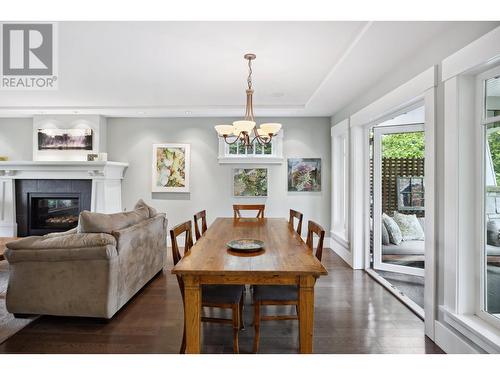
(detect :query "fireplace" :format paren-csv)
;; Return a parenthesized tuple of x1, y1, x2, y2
(29, 193, 81, 235)
(15, 179, 92, 237)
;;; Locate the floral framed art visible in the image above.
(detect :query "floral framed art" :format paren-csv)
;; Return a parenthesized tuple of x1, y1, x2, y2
(233, 168, 268, 197)
(287, 158, 321, 192)
(152, 143, 190, 193)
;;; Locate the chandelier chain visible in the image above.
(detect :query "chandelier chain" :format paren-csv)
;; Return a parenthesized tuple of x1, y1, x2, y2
(247, 58, 253, 90)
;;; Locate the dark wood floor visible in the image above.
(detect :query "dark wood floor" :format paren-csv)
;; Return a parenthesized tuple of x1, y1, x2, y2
(0, 249, 443, 354)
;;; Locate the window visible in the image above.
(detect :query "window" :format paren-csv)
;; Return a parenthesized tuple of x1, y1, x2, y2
(331, 119, 349, 246)
(217, 131, 283, 164)
(481, 71, 500, 327)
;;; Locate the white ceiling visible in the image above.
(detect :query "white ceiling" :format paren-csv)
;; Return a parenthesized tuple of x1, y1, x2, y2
(0, 21, 499, 118)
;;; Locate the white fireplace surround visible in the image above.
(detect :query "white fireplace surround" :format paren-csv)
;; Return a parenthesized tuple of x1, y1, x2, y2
(0, 161, 128, 237)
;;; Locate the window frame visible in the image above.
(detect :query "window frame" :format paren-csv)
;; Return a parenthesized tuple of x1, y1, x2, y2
(217, 130, 284, 164)
(477, 64, 500, 330)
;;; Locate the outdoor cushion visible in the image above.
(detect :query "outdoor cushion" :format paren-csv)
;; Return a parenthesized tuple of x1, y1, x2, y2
(253, 285, 298, 301)
(381, 221, 390, 245)
(393, 211, 425, 241)
(202, 285, 244, 304)
(382, 213, 402, 245)
(487, 220, 500, 247)
(382, 240, 425, 256)
(487, 245, 500, 256)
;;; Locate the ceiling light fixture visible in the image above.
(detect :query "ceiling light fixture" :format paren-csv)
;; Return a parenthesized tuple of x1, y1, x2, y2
(214, 54, 281, 148)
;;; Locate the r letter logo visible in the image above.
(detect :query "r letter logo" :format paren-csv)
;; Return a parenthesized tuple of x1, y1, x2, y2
(1, 23, 58, 89)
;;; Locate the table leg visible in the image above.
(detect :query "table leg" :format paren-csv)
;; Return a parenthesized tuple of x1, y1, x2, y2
(183, 275, 201, 354)
(298, 275, 315, 354)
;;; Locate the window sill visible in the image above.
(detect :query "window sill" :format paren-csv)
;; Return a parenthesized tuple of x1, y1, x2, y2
(218, 156, 284, 165)
(441, 306, 500, 353)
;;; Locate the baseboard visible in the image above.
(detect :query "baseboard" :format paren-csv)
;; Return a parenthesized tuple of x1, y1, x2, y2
(434, 321, 483, 354)
(330, 231, 352, 267)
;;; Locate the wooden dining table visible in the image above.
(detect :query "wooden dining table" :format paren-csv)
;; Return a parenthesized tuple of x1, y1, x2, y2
(171, 217, 328, 354)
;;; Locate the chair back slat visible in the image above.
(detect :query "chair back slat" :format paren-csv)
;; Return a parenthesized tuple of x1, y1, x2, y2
(233, 204, 265, 219)
(306, 220, 325, 261)
(170, 221, 193, 266)
(193, 210, 208, 241)
(289, 209, 304, 236)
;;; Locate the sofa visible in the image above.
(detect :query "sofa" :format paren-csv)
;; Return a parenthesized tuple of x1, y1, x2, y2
(4, 200, 167, 319)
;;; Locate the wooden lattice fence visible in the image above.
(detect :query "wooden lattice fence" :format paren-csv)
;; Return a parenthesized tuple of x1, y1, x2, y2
(381, 157, 425, 216)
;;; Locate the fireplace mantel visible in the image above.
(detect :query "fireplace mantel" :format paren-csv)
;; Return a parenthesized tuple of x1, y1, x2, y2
(0, 161, 129, 236)
(0, 161, 128, 179)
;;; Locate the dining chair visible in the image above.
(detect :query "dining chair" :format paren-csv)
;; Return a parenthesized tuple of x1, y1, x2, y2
(289, 209, 304, 236)
(251, 220, 325, 353)
(193, 210, 208, 241)
(233, 204, 265, 219)
(170, 220, 245, 354)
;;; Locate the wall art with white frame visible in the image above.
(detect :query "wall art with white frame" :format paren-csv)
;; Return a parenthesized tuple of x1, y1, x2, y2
(152, 143, 191, 193)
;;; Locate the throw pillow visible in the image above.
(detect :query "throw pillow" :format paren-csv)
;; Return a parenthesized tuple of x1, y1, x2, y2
(487, 220, 500, 247)
(78, 206, 149, 234)
(134, 199, 158, 218)
(381, 221, 390, 245)
(382, 213, 403, 245)
(393, 211, 425, 241)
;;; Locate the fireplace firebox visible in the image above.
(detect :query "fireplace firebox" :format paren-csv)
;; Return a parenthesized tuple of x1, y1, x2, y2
(29, 193, 81, 235)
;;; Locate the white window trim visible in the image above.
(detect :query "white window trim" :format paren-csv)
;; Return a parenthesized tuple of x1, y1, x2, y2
(440, 25, 500, 353)
(331, 119, 350, 264)
(217, 130, 284, 164)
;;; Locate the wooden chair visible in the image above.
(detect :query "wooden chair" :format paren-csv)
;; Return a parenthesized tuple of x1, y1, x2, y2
(233, 204, 265, 219)
(252, 220, 325, 353)
(193, 210, 208, 241)
(170, 220, 244, 354)
(289, 209, 304, 236)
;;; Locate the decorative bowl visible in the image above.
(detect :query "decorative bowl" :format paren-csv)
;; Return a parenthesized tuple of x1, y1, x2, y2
(226, 239, 264, 252)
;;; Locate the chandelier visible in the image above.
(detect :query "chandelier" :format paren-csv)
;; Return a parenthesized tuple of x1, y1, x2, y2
(214, 53, 282, 148)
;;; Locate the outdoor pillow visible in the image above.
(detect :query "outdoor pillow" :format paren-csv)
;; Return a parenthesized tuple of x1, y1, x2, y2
(382, 213, 403, 245)
(393, 211, 425, 241)
(487, 219, 500, 247)
(381, 221, 390, 245)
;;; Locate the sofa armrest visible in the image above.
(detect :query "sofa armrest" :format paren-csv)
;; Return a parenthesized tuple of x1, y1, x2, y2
(5, 233, 118, 263)
(112, 214, 167, 254)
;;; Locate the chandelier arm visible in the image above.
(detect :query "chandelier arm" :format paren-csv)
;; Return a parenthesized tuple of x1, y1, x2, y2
(222, 133, 245, 145)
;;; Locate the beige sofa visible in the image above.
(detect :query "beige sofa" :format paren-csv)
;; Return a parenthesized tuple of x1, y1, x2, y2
(4, 200, 167, 319)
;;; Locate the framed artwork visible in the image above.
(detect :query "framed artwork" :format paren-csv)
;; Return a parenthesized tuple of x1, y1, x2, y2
(233, 168, 268, 197)
(397, 176, 424, 211)
(152, 143, 190, 193)
(37, 128, 93, 150)
(287, 158, 321, 192)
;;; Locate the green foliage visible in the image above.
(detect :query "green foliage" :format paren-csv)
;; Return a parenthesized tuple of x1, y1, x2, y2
(381, 132, 425, 158)
(488, 129, 500, 185)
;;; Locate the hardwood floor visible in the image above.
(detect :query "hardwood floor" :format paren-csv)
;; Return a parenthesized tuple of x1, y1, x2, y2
(0, 249, 443, 354)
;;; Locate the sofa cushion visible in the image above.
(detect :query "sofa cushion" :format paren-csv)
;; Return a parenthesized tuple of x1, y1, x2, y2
(381, 221, 390, 245)
(382, 240, 425, 256)
(393, 211, 425, 241)
(382, 213, 402, 245)
(487, 220, 500, 247)
(78, 206, 149, 234)
(134, 199, 158, 218)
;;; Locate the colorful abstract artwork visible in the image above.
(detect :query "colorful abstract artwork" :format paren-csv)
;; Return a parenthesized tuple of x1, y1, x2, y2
(287, 158, 321, 192)
(152, 143, 190, 192)
(233, 168, 268, 197)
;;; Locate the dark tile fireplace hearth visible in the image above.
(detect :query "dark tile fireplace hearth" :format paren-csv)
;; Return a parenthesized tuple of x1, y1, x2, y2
(15, 180, 91, 236)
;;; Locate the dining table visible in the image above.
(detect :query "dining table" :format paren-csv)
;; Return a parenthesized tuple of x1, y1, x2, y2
(171, 217, 328, 354)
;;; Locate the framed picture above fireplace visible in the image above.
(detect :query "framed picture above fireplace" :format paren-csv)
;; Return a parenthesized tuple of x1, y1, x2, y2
(37, 128, 93, 150)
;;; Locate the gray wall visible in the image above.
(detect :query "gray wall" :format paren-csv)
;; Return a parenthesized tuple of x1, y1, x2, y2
(0, 118, 33, 160)
(107, 117, 331, 233)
